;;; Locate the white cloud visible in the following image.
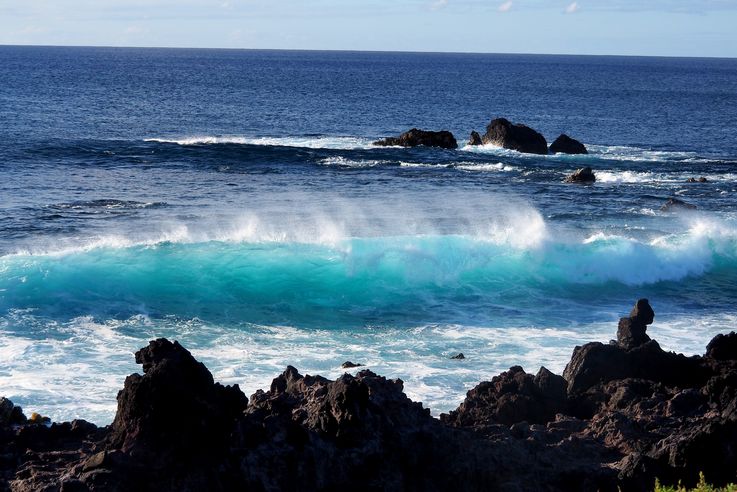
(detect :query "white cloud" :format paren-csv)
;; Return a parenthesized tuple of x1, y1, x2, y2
(431, 0, 448, 10)
(565, 2, 580, 14)
(498, 1, 513, 13)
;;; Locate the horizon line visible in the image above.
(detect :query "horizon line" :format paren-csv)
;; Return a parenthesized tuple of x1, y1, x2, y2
(2, 43, 735, 61)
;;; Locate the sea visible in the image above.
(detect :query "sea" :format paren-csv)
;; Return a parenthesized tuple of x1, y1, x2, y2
(1, 46, 736, 424)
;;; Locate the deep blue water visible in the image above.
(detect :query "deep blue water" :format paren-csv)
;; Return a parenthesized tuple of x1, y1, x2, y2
(1, 46, 736, 423)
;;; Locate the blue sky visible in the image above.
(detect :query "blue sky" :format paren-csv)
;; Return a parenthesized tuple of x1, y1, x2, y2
(1, 0, 736, 57)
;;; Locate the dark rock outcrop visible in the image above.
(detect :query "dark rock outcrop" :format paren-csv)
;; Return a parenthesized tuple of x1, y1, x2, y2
(706, 332, 737, 360)
(549, 134, 588, 154)
(341, 361, 363, 368)
(450, 353, 466, 360)
(617, 298, 654, 349)
(468, 131, 482, 146)
(661, 198, 697, 211)
(564, 166, 596, 183)
(687, 177, 708, 183)
(373, 128, 458, 149)
(5, 300, 737, 492)
(442, 366, 567, 428)
(478, 118, 548, 154)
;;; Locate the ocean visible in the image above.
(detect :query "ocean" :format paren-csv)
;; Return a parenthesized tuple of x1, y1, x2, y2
(1, 46, 736, 424)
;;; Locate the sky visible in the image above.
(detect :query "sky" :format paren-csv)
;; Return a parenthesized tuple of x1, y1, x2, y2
(1, 0, 736, 57)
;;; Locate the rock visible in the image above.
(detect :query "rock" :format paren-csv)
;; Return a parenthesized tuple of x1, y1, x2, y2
(468, 131, 482, 146)
(6, 302, 737, 492)
(28, 412, 50, 425)
(106, 338, 247, 462)
(616, 299, 654, 350)
(441, 366, 567, 428)
(0, 397, 27, 427)
(479, 118, 548, 155)
(564, 166, 596, 183)
(549, 134, 588, 154)
(341, 361, 363, 368)
(661, 198, 697, 211)
(450, 353, 466, 360)
(630, 298, 655, 325)
(373, 128, 458, 149)
(706, 332, 737, 360)
(687, 177, 708, 183)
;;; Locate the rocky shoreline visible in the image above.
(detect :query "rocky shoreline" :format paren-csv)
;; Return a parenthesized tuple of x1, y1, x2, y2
(2, 300, 736, 491)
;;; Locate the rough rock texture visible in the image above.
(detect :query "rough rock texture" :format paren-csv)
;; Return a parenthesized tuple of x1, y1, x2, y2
(4, 301, 737, 492)
(661, 197, 697, 211)
(468, 130, 482, 146)
(617, 298, 654, 349)
(564, 167, 596, 183)
(479, 118, 548, 154)
(373, 128, 458, 149)
(442, 366, 567, 428)
(549, 134, 588, 154)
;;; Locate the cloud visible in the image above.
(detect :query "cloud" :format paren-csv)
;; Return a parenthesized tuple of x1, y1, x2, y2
(431, 0, 448, 10)
(498, 1, 513, 13)
(565, 2, 580, 14)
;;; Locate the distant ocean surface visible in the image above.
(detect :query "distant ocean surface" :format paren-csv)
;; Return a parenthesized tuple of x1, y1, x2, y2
(1, 46, 736, 424)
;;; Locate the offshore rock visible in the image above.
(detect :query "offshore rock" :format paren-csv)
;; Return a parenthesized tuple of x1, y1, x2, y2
(468, 130, 482, 146)
(564, 166, 596, 183)
(549, 134, 588, 154)
(373, 128, 458, 149)
(661, 197, 697, 211)
(479, 118, 548, 154)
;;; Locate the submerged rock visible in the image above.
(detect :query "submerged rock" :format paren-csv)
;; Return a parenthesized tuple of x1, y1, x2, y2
(687, 177, 708, 183)
(373, 128, 458, 149)
(450, 353, 466, 360)
(564, 166, 596, 183)
(341, 361, 363, 368)
(549, 134, 588, 154)
(661, 197, 697, 211)
(479, 118, 548, 155)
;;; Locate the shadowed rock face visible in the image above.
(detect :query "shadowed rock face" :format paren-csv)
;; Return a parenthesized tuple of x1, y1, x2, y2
(480, 118, 548, 154)
(550, 134, 588, 154)
(373, 128, 458, 149)
(3, 301, 737, 492)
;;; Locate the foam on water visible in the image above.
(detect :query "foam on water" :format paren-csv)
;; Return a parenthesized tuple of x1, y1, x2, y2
(1, 307, 731, 425)
(146, 135, 375, 150)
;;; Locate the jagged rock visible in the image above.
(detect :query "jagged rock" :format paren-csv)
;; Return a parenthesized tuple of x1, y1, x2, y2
(479, 118, 548, 154)
(341, 361, 363, 368)
(564, 166, 596, 183)
(450, 353, 466, 360)
(468, 131, 482, 146)
(617, 299, 654, 350)
(661, 198, 696, 211)
(549, 134, 588, 154)
(6, 299, 737, 492)
(373, 128, 458, 149)
(107, 339, 247, 461)
(706, 332, 737, 360)
(441, 366, 567, 428)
